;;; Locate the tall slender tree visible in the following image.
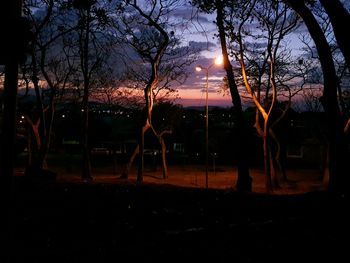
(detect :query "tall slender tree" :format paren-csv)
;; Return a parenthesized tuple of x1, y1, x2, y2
(70, 0, 116, 180)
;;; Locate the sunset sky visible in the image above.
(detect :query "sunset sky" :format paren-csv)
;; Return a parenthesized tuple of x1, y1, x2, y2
(170, 3, 233, 108)
(168, 1, 307, 109)
(12, 0, 311, 109)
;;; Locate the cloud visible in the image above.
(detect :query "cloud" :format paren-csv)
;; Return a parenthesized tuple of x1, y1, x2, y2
(188, 40, 216, 51)
(170, 3, 215, 25)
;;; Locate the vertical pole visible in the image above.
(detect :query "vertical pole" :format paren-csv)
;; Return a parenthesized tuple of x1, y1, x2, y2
(205, 69, 209, 189)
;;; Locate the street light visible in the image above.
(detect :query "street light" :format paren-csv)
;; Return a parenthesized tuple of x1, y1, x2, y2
(195, 56, 223, 188)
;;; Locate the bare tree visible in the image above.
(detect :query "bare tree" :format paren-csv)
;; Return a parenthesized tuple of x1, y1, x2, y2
(192, 0, 302, 192)
(68, 0, 117, 180)
(19, 0, 80, 176)
(192, 0, 253, 191)
(223, 0, 301, 192)
(117, 0, 199, 181)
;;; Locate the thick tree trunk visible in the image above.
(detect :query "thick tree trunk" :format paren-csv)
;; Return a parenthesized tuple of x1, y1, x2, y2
(215, 0, 252, 192)
(137, 88, 152, 183)
(287, 0, 348, 195)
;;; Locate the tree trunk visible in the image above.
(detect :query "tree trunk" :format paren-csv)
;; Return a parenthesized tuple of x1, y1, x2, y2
(263, 120, 273, 192)
(42, 96, 56, 169)
(319, 0, 350, 70)
(137, 124, 146, 183)
(121, 145, 139, 179)
(287, 0, 348, 195)
(29, 49, 47, 171)
(270, 130, 288, 182)
(215, 0, 252, 192)
(156, 130, 172, 179)
(160, 136, 168, 179)
(137, 87, 152, 183)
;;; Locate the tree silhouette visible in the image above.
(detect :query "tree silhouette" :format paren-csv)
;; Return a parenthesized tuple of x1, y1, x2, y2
(117, 0, 198, 181)
(286, 0, 349, 195)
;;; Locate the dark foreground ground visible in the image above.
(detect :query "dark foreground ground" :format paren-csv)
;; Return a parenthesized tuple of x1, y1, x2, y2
(5, 175, 350, 263)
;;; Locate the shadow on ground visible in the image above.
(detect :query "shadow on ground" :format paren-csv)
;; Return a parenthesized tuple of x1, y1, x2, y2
(6, 175, 349, 263)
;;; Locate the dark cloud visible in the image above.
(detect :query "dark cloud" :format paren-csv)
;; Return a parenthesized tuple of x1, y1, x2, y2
(188, 41, 216, 51)
(170, 4, 214, 25)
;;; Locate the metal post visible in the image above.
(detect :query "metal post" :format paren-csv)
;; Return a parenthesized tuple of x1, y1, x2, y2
(196, 57, 222, 189)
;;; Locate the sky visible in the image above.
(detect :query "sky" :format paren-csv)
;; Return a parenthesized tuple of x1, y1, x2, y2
(174, 55, 231, 108)
(166, 1, 280, 108)
(164, 1, 315, 109)
(169, 3, 232, 108)
(17, 0, 328, 109)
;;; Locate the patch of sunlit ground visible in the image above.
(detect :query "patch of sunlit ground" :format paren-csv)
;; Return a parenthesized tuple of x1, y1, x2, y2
(47, 164, 325, 195)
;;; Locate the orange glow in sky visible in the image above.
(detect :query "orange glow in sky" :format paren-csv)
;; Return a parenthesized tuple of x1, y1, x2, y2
(175, 88, 232, 107)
